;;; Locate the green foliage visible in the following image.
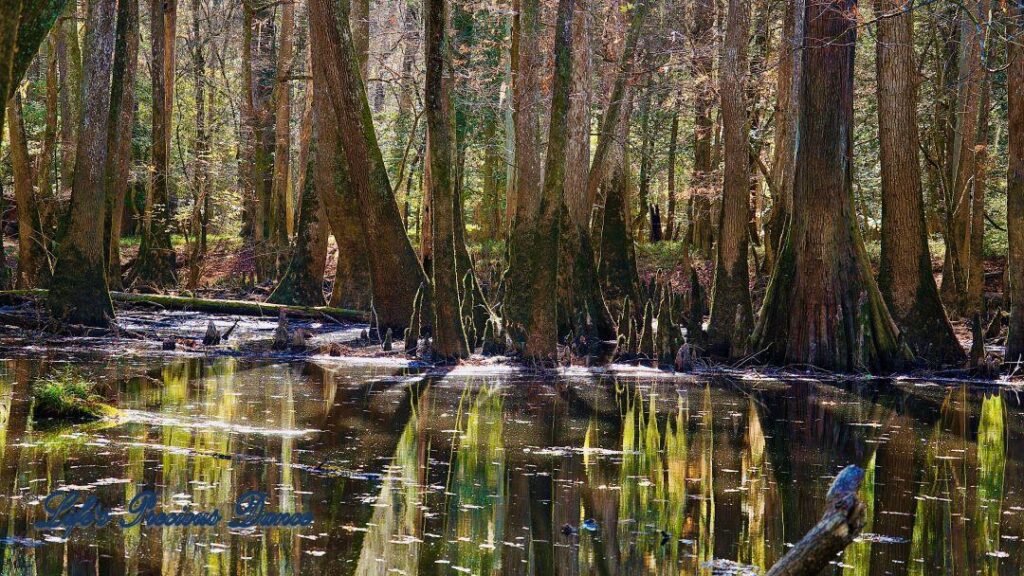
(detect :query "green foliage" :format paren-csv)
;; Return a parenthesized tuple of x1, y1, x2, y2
(636, 240, 688, 271)
(31, 367, 116, 423)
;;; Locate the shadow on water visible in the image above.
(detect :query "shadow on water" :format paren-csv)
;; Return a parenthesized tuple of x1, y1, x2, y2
(0, 357, 1021, 575)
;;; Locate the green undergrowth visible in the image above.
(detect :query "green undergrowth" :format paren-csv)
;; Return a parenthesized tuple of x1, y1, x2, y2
(31, 367, 118, 424)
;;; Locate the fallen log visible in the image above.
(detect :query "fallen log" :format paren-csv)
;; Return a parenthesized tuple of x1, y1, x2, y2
(765, 465, 867, 576)
(0, 290, 370, 322)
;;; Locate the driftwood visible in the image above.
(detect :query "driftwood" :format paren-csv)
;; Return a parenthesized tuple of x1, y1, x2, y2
(765, 465, 866, 576)
(0, 289, 369, 322)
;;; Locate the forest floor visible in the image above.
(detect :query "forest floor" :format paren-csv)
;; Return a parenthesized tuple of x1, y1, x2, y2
(0, 236, 1017, 383)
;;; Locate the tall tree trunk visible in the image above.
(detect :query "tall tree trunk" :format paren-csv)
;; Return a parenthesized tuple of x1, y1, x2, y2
(309, 0, 428, 331)
(501, 0, 542, 343)
(37, 31, 59, 248)
(269, 84, 330, 306)
(557, 0, 615, 341)
(687, 0, 716, 258)
(707, 0, 753, 358)
(751, 0, 912, 373)
(244, 4, 277, 281)
(312, 70, 372, 310)
(351, 0, 369, 79)
(135, 0, 179, 287)
(634, 89, 653, 241)
(185, 0, 207, 290)
(1007, 0, 1024, 364)
(940, 0, 988, 317)
(504, 0, 575, 360)
(56, 1, 81, 208)
(597, 110, 642, 315)
(47, 0, 118, 325)
(967, 76, 990, 318)
(874, 0, 964, 365)
(665, 111, 679, 240)
(6, 94, 50, 288)
(270, 0, 295, 274)
(105, 0, 139, 291)
(479, 115, 502, 241)
(424, 0, 469, 359)
(765, 0, 802, 268)
(584, 0, 648, 216)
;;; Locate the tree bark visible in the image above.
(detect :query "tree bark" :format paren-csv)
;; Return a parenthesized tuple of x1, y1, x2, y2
(55, 1, 81, 210)
(765, 0, 803, 268)
(557, 0, 615, 341)
(584, 0, 648, 216)
(707, 0, 753, 358)
(7, 94, 50, 288)
(135, 0, 179, 287)
(665, 111, 679, 240)
(270, 0, 295, 273)
(751, 0, 912, 373)
(424, 0, 469, 359)
(47, 0, 118, 325)
(504, 0, 575, 360)
(36, 31, 59, 245)
(874, 0, 964, 365)
(185, 0, 207, 290)
(1007, 1, 1024, 364)
(597, 99, 642, 315)
(686, 0, 716, 258)
(309, 0, 428, 332)
(269, 89, 330, 306)
(243, 4, 277, 281)
(105, 0, 139, 291)
(940, 0, 988, 318)
(351, 0, 369, 79)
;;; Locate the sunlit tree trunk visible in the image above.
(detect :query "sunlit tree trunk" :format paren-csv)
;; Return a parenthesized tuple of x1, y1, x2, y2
(185, 0, 208, 291)
(424, 0, 469, 359)
(309, 0, 428, 331)
(270, 0, 295, 274)
(765, 0, 802, 269)
(504, 0, 575, 360)
(48, 0, 118, 325)
(243, 4, 277, 282)
(752, 0, 912, 373)
(56, 1, 81, 208)
(135, 0, 179, 287)
(940, 0, 988, 317)
(501, 0, 542, 345)
(874, 0, 964, 364)
(36, 32, 59, 248)
(707, 0, 753, 358)
(105, 0, 139, 291)
(270, 84, 330, 306)
(6, 94, 50, 288)
(1007, 1, 1024, 364)
(557, 0, 615, 341)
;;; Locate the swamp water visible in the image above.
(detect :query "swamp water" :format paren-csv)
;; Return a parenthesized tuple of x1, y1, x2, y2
(0, 357, 1020, 575)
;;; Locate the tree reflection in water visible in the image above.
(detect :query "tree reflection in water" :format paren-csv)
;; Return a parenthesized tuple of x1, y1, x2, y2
(0, 359, 1020, 575)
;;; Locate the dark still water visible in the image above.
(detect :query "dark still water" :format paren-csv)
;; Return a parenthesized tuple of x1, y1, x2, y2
(0, 357, 1021, 575)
